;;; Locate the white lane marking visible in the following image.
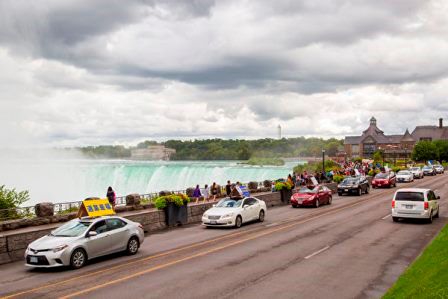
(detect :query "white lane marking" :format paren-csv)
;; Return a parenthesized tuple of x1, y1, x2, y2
(265, 223, 278, 227)
(304, 245, 331, 259)
(382, 214, 392, 220)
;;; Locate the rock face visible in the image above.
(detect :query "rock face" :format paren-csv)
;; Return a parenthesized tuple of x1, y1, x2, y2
(34, 203, 54, 217)
(126, 194, 141, 206)
(263, 180, 272, 188)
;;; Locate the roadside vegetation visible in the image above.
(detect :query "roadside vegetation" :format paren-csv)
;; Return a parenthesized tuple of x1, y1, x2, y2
(412, 140, 448, 162)
(383, 225, 448, 299)
(244, 157, 285, 166)
(0, 185, 30, 220)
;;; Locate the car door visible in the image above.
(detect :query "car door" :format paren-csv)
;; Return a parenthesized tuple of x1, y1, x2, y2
(317, 186, 327, 203)
(241, 198, 256, 222)
(105, 218, 129, 253)
(427, 191, 438, 214)
(85, 220, 113, 258)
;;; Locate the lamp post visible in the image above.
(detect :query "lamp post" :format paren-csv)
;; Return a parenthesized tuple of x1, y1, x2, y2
(322, 149, 326, 177)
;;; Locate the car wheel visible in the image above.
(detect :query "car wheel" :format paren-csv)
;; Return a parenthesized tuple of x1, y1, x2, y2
(292, 205, 298, 208)
(365, 186, 370, 194)
(315, 199, 320, 208)
(127, 237, 140, 255)
(338, 192, 342, 196)
(70, 248, 87, 269)
(235, 215, 242, 228)
(392, 217, 399, 222)
(427, 212, 433, 224)
(328, 196, 332, 205)
(258, 210, 265, 222)
(357, 188, 362, 196)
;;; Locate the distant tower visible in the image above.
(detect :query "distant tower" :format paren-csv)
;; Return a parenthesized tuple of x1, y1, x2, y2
(277, 124, 282, 139)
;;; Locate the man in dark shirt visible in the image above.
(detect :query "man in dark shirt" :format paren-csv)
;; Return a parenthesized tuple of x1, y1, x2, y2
(225, 180, 232, 196)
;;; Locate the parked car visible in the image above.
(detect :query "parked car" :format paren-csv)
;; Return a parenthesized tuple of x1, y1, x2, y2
(434, 165, 445, 174)
(202, 197, 266, 228)
(337, 176, 370, 196)
(392, 188, 440, 223)
(422, 165, 436, 176)
(25, 216, 144, 269)
(290, 185, 332, 208)
(372, 171, 396, 188)
(396, 170, 414, 183)
(409, 166, 424, 179)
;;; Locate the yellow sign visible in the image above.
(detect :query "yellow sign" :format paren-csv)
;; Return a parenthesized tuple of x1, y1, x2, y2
(77, 198, 115, 218)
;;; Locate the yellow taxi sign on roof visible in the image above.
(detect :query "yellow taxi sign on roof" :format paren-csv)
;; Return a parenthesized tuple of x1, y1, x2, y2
(77, 198, 115, 218)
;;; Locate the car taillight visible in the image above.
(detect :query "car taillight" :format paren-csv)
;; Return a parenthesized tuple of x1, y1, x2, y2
(424, 202, 429, 210)
(392, 200, 395, 208)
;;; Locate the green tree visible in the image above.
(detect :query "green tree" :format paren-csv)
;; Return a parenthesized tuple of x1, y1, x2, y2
(412, 141, 438, 162)
(373, 150, 382, 164)
(0, 185, 30, 220)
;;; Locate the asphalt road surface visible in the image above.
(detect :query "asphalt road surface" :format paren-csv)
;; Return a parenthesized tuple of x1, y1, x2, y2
(1, 174, 447, 299)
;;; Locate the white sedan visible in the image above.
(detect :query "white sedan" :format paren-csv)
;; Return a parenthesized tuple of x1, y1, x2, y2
(202, 197, 267, 228)
(396, 170, 414, 183)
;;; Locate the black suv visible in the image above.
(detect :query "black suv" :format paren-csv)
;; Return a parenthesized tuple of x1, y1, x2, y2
(337, 176, 370, 196)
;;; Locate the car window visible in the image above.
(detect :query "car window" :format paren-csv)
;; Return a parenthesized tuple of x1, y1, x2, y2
(51, 220, 91, 237)
(428, 191, 436, 201)
(106, 218, 127, 231)
(216, 198, 242, 208)
(395, 192, 424, 201)
(375, 173, 388, 179)
(90, 220, 108, 234)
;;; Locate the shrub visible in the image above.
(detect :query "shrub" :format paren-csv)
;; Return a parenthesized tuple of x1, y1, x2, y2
(0, 185, 30, 220)
(154, 194, 190, 210)
(392, 166, 404, 173)
(333, 175, 345, 184)
(274, 182, 293, 191)
(368, 169, 380, 176)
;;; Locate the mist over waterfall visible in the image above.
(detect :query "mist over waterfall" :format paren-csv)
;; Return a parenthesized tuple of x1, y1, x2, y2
(0, 154, 300, 205)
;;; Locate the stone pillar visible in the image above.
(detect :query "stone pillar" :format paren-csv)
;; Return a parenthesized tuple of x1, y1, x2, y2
(125, 194, 141, 206)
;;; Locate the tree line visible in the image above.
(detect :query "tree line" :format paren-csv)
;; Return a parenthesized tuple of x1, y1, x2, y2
(75, 137, 343, 160)
(412, 140, 448, 162)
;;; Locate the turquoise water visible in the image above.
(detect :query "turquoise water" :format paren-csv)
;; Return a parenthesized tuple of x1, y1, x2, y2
(0, 159, 301, 205)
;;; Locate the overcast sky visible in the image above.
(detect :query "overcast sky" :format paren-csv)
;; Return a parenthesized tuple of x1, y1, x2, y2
(1, 0, 448, 147)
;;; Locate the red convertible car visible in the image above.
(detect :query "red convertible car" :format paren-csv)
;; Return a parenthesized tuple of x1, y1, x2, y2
(290, 185, 332, 208)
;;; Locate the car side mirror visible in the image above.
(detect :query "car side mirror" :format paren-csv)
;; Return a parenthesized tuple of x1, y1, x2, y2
(87, 231, 97, 238)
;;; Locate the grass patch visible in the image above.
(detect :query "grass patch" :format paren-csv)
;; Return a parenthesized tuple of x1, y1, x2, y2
(383, 224, 448, 299)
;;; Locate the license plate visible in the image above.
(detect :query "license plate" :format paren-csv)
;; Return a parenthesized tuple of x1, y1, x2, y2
(344, 189, 348, 192)
(30, 256, 38, 263)
(405, 205, 413, 209)
(210, 221, 217, 224)
(378, 184, 381, 186)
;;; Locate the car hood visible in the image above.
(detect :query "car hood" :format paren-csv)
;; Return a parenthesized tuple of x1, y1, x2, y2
(204, 207, 240, 216)
(29, 235, 77, 250)
(292, 193, 315, 200)
(373, 178, 389, 182)
(338, 183, 357, 187)
(397, 174, 411, 178)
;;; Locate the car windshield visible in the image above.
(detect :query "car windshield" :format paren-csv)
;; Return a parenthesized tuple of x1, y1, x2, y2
(341, 178, 358, 184)
(375, 173, 388, 179)
(410, 167, 420, 171)
(297, 186, 318, 194)
(395, 192, 424, 201)
(50, 221, 91, 237)
(215, 198, 243, 208)
(398, 171, 411, 175)
(423, 166, 431, 170)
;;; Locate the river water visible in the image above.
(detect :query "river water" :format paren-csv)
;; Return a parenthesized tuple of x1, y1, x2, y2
(0, 159, 302, 205)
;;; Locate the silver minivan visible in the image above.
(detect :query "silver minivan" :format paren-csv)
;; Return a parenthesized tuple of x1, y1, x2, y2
(392, 188, 440, 223)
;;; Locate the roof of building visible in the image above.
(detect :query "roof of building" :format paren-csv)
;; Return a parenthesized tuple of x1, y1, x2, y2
(401, 129, 415, 142)
(411, 126, 448, 141)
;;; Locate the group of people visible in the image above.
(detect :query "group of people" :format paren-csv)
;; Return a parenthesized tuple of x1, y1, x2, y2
(192, 181, 244, 203)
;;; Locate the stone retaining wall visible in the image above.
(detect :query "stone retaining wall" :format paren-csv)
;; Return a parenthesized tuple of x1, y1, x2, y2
(0, 192, 283, 265)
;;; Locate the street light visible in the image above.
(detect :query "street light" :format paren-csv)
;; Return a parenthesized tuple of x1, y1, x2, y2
(322, 149, 326, 177)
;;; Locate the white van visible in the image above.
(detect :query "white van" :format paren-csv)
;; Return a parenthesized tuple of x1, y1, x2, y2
(392, 188, 440, 223)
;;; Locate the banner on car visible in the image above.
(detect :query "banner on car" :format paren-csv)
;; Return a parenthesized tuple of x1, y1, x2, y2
(77, 198, 115, 218)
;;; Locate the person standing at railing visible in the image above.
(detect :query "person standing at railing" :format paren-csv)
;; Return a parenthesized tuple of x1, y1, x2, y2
(193, 185, 202, 203)
(203, 184, 210, 202)
(106, 186, 116, 208)
(225, 180, 232, 197)
(211, 182, 219, 201)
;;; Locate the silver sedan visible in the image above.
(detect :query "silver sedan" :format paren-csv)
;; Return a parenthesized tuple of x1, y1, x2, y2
(24, 216, 145, 269)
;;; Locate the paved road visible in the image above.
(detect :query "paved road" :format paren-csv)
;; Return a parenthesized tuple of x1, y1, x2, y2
(1, 174, 447, 299)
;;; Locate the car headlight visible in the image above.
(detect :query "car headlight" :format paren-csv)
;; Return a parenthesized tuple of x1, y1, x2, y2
(53, 244, 68, 253)
(221, 213, 234, 218)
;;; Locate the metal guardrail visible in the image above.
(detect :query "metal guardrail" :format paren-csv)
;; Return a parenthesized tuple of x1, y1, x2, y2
(0, 180, 274, 222)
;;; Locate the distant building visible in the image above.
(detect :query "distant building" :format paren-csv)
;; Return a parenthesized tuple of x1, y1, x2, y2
(131, 145, 176, 160)
(278, 124, 282, 139)
(344, 117, 447, 159)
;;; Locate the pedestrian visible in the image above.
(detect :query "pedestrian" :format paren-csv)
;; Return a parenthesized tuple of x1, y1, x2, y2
(230, 183, 243, 199)
(225, 180, 232, 196)
(193, 184, 202, 204)
(203, 184, 210, 202)
(211, 182, 218, 201)
(287, 174, 294, 187)
(106, 186, 116, 208)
